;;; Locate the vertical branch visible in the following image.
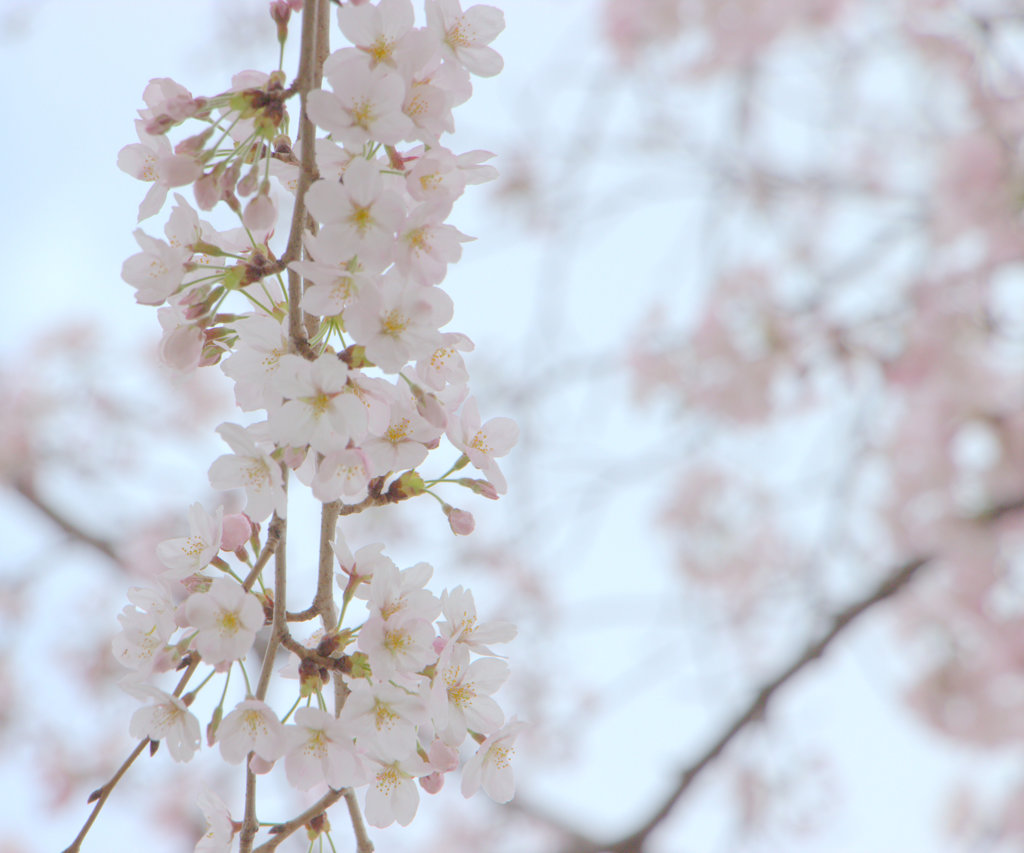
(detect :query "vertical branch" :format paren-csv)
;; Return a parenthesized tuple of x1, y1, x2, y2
(284, 0, 323, 355)
(316, 500, 341, 630)
(242, 491, 289, 853)
(304, 0, 332, 342)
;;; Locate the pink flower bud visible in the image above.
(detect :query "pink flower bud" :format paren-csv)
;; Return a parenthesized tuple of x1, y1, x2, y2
(419, 772, 444, 794)
(144, 114, 178, 135)
(411, 385, 448, 429)
(180, 574, 213, 595)
(194, 172, 220, 210)
(428, 739, 460, 772)
(159, 323, 203, 372)
(269, 0, 292, 26)
(243, 192, 276, 231)
(175, 126, 214, 157)
(458, 478, 499, 500)
(220, 513, 253, 552)
(249, 754, 275, 775)
(446, 507, 475, 535)
(282, 446, 307, 469)
(237, 165, 260, 198)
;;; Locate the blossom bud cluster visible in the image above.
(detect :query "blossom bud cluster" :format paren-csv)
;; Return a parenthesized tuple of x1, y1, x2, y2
(111, 0, 519, 845)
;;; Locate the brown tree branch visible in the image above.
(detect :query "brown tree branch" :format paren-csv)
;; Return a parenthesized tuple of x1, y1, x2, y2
(62, 658, 201, 853)
(282, 0, 322, 359)
(548, 555, 931, 853)
(12, 478, 126, 570)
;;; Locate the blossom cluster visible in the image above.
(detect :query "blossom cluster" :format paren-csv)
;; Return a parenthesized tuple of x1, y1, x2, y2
(109, 0, 519, 848)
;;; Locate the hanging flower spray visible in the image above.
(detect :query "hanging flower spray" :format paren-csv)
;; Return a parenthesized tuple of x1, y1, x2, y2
(66, 2, 519, 850)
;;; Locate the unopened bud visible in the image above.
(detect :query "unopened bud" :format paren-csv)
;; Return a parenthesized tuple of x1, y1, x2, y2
(243, 191, 277, 231)
(249, 754, 275, 775)
(237, 165, 260, 198)
(194, 172, 220, 210)
(408, 381, 447, 428)
(270, 0, 292, 27)
(387, 470, 426, 501)
(206, 705, 223, 746)
(445, 506, 475, 535)
(144, 114, 177, 136)
(221, 513, 253, 552)
(181, 574, 213, 594)
(456, 477, 499, 500)
(282, 445, 308, 469)
(175, 126, 214, 157)
(419, 772, 444, 794)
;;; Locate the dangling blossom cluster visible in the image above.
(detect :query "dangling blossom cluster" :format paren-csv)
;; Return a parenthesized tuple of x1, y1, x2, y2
(93, 1, 520, 850)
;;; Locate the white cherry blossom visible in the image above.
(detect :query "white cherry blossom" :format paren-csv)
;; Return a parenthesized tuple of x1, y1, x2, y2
(364, 751, 430, 827)
(446, 397, 518, 494)
(126, 684, 202, 763)
(208, 422, 287, 521)
(217, 698, 288, 764)
(184, 577, 265, 665)
(156, 503, 223, 579)
(284, 707, 369, 791)
(460, 718, 524, 803)
(426, 0, 505, 77)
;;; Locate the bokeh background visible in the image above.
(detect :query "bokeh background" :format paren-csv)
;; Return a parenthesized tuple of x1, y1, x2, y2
(2, 1, 1024, 851)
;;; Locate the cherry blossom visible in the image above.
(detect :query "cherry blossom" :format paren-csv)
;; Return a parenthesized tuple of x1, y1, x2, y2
(118, 120, 202, 220)
(194, 788, 236, 853)
(284, 707, 369, 791)
(337, 0, 417, 70)
(111, 587, 178, 675)
(155, 503, 223, 579)
(121, 228, 190, 306)
(446, 397, 518, 494)
(340, 679, 428, 758)
(184, 577, 265, 665)
(308, 61, 414, 148)
(208, 422, 287, 521)
(304, 156, 405, 265)
(312, 446, 373, 503)
(364, 751, 431, 827)
(217, 698, 288, 764)
(426, 0, 505, 77)
(125, 684, 202, 763)
(270, 354, 368, 453)
(103, 0, 518, 843)
(460, 719, 525, 803)
(344, 269, 453, 371)
(436, 644, 508, 744)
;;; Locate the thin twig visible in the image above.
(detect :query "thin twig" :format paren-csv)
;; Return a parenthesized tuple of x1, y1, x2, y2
(545, 556, 932, 853)
(241, 503, 290, 853)
(598, 556, 931, 853)
(62, 658, 201, 853)
(60, 739, 150, 853)
(13, 479, 126, 570)
(253, 788, 348, 852)
(243, 513, 285, 592)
